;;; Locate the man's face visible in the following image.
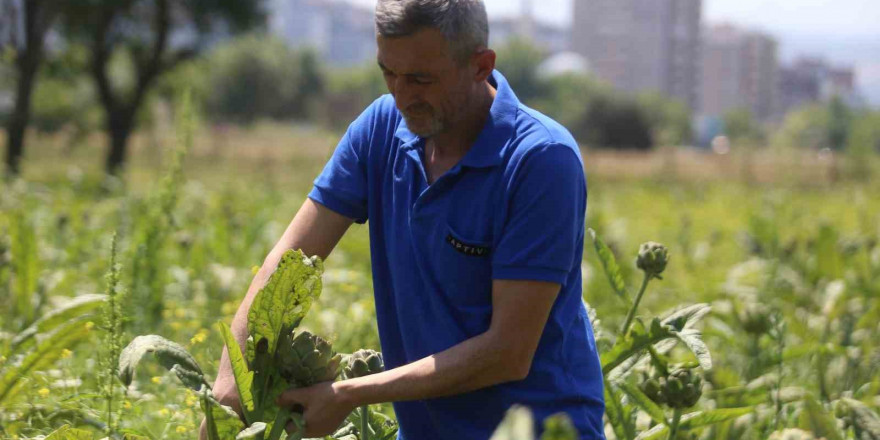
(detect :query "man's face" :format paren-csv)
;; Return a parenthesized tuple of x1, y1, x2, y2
(377, 27, 474, 138)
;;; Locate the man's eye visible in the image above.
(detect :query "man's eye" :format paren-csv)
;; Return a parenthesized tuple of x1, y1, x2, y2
(413, 77, 433, 85)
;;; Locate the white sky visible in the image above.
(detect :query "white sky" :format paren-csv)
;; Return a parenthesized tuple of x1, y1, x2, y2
(349, 0, 880, 105)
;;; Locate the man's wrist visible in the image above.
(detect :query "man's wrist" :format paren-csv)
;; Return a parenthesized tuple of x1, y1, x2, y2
(332, 378, 365, 411)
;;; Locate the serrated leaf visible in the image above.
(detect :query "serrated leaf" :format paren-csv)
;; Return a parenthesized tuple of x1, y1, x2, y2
(10, 294, 106, 355)
(0, 318, 93, 404)
(617, 381, 668, 426)
(671, 328, 713, 371)
(635, 407, 753, 440)
(218, 322, 256, 423)
(840, 398, 880, 439)
(44, 424, 93, 440)
(236, 422, 267, 439)
(799, 396, 845, 440)
(604, 379, 637, 440)
(247, 250, 324, 361)
(602, 320, 674, 374)
(118, 335, 204, 390)
(589, 229, 628, 299)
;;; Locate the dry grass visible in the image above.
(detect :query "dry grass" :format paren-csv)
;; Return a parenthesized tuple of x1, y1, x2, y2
(3, 124, 876, 188)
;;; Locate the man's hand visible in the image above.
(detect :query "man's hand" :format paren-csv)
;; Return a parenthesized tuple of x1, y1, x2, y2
(285, 279, 559, 411)
(199, 198, 355, 440)
(276, 381, 357, 437)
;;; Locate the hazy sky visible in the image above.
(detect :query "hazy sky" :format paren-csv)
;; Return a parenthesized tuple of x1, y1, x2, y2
(350, 0, 880, 105)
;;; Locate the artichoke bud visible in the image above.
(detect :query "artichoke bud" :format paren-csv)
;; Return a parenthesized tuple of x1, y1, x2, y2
(663, 368, 702, 409)
(276, 330, 342, 387)
(739, 302, 773, 335)
(636, 242, 669, 279)
(344, 349, 385, 379)
(638, 375, 666, 406)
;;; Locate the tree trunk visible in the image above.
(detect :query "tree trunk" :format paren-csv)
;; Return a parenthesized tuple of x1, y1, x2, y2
(105, 113, 134, 175)
(4, 60, 39, 176)
(3, 0, 52, 177)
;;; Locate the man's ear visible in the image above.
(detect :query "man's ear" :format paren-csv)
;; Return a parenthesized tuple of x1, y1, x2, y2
(472, 48, 496, 82)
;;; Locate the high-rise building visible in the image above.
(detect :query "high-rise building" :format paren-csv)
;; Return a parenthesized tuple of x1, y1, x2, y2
(571, 0, 702, 109)
(270, 0, 375, 67)
(699, 24, 778, 122)
(778, 57, 862, 114)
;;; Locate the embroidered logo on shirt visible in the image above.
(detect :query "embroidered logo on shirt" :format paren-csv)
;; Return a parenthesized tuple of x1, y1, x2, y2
(446, 234, 490, 257)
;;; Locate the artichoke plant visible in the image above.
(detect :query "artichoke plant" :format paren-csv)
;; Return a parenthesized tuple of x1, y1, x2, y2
(276, 329, 342, 387)
(639, 367, 703, 409)
(344, 349, 385, 379)
(636, 242, 669, 279)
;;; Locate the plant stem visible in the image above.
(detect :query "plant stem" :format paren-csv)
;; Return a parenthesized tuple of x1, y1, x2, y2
(268, 407, 292, 440)
(667, 408, 682, 440)
(360, 405, 370, 440)
(621, 272, 652, 336)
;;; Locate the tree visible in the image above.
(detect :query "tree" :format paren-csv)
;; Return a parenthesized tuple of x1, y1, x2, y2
(636, 92, 693, 147)
(204, 35, 325, 124)
(62, 0, 265, 174)
(723, 108, 763, 147)
(2, 0, 60, 176)
(494, 36, 546, 104)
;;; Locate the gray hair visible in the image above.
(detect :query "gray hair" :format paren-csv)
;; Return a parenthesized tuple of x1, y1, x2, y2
(375, 0, 489, 62)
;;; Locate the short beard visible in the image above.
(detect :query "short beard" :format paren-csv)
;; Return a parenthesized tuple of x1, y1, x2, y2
(403, 114, 445, 138)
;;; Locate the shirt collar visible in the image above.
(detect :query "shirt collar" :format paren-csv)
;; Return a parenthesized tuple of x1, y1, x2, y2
(394, 69, 519, 168)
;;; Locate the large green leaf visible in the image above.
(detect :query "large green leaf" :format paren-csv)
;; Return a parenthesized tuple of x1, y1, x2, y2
(604, 304, 712, 378)
(799, 396, 844, 440)
(202, 388, 246, 440)
(0, 317, 92, 404)
(617, 380, 668, 426)
(588, 229, 628, 299)
(672, 328, 712, 371)
(601, 319, 673, 375)
(218, 321, 256, 423)
(118, 335, 204, 390)
(634, 407, 753, 439)
(44, 425, 93, 440)
(9, 294, 106, 355)
(246, 249, 324, 361)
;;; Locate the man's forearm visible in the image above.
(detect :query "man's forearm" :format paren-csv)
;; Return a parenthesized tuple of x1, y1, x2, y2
(334, 328, 526, 408)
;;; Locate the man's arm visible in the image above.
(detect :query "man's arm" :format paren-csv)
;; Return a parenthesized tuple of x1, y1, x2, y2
(277, 278, 560, 437)
(211, 198, 355, 409)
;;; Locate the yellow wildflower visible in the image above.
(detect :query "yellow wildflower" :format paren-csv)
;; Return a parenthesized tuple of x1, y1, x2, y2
(61, 349, 73, 359)
(151, 376, 162, 385)
(123, 401, 132, 410)
(85, 321, 95, 331)
(38, 388, 50, 398)
(185, 391, 199, 407)
(158, 408, 170, 418)
(190, 330, 208, 345)
(176, 426, 188, 434)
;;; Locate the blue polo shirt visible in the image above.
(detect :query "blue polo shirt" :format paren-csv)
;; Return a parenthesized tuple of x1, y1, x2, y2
(308, 70, 605, 439)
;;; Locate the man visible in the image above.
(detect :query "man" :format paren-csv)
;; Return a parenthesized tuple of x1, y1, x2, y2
(207, 0, 605, 438)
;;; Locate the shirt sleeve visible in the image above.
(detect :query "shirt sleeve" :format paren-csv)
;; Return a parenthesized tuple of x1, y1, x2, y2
(307, 106, 375, 224)
(492, 144, 587, 285)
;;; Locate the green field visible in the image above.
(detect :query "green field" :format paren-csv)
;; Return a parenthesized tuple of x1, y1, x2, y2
(1, 123, 879, 439)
